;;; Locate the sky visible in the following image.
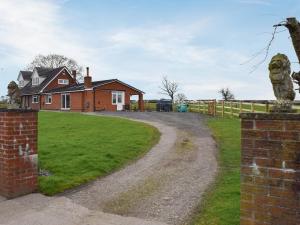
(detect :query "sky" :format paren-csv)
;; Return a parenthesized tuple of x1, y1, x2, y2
(1, 0, 300, 100)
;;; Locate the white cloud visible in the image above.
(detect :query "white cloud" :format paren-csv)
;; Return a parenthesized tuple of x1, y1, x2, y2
(0, 0, 93, 66)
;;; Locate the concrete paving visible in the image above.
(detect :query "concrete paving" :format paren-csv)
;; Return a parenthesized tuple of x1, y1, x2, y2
(0, 194, 167, 225)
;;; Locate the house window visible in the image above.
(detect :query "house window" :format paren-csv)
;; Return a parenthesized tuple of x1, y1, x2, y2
(45, 94, 52, 104)
(32, 95, 39, 104)
(58, 79, 69, 85)
(19, 80, 24, 87)
(112, 93, 117, 104)
(32, 78, 39, 86)
(61, 94, 70, 109)
(112, 92, 124, 104)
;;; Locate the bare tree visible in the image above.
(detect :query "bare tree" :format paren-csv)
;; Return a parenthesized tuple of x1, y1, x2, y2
(27, 54, 83, 81)
(175, 93, 187, 104)
(159, 76, 179, 103)
(219, 88, 235, 101)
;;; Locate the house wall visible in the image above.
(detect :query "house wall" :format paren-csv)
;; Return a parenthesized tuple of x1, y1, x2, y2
(41, 94, 61, 110)
(30, 96, 40, 110)
(44, 69, 76, 92)
(40, 92, 84, 111)
(94, 82, 141, 111)
(71, 92, 84, 111)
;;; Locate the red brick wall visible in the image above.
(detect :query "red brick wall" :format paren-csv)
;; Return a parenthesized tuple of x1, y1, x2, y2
(71, 92, 84, 111)
(0, 109, 38, 198)
(83, 90, 94, 112)
(94, 89, 116, 111)
(41, 94, 61, 110)
(240, 113, 300, 225)
(94, 81, 142, 111)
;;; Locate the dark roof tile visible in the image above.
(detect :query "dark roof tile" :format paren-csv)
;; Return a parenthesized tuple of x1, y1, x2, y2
(20, 67, 66, 95)
(20, 71, 32, 80)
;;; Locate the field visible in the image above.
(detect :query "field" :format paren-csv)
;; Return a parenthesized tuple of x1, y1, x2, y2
(38, 111, 160, 195)
(192, 117, 240, 225)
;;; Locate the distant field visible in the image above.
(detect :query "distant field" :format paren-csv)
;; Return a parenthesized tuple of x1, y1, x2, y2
(38, 112, 160, 195)
(0, 103, 7, 108)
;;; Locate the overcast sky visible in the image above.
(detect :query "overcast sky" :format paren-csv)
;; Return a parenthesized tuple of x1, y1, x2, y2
(1, 0, 300, 100)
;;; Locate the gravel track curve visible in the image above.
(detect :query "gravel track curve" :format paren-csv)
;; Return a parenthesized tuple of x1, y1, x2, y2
(64, 112, 218, 225)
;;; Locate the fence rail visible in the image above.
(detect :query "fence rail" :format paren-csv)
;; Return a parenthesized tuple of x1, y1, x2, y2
(188, 100, 300, 117)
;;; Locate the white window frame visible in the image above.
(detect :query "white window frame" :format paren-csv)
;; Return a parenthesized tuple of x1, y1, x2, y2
(32, 95, 39, 104)
(112, 91, 125, 111)
(58, 79, 69, 85)
(45, 94, 52, 104)
(32, 77, 39, 86)
(61, 93, 70, 110)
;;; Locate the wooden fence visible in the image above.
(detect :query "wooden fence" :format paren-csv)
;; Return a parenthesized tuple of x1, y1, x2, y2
(188, 99, 300, 117)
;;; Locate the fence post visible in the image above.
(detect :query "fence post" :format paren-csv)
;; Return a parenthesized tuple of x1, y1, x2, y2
(222, 101, 224, 117)
(265, 102, 269, 112)
(230, 101, 233, 117)
(239, 101, 242, 113)
(251, 102, 255, 112)
(214, 99, 217, 117)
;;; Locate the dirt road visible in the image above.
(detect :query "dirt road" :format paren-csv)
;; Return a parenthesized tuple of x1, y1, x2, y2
(65, 112, 218, 225)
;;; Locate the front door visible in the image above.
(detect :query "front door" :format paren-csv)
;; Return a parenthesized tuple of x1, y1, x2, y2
(61, 94, 70, 110)
(112, 91, 124, 111)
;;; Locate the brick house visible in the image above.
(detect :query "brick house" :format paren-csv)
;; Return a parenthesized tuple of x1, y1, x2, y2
(18, 67, 144, 112)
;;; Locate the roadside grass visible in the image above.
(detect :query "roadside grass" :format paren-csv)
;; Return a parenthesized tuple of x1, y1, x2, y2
(38, 111, 160, 195)
(0, 103, 7, 108)
(192, 117, 241, 225)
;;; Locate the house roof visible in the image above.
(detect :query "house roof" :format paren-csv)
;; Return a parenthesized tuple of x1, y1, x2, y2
(44, 79, 117, 93)
(44, 79, 145, 94)
(20, 67, 66, 95)
(20, 71, 33, 80)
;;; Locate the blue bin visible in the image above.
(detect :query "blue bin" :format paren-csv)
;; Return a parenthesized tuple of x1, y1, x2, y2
(177, 104, 188, 112)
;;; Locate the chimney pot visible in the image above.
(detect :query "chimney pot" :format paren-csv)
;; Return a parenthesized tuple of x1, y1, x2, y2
(84, 67, 92, 88)
(86, 67, 89, 77)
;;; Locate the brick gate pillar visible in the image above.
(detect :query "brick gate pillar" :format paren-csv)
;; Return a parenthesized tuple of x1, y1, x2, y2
(0, 109, 38, 199)
(138, 94, 144, 112)
(240, 113, 300, 225)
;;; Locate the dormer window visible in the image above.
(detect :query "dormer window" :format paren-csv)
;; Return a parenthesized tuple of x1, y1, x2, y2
(58, 79, 69, 85)
(19, 80, 24, 87)
(32, 77, 39, 86)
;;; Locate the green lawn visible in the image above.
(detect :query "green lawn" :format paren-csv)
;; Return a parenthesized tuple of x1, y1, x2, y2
(192, 117, 241, 225)
(38, 111, 160, 195)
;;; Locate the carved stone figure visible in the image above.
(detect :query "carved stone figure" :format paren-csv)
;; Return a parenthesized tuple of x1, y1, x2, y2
(7, 81, 21, 109)
(268, 53, 296, 112)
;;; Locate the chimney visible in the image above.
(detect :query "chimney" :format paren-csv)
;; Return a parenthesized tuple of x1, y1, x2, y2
(72, 70, 77, 81)
(84, 67, 92, 89)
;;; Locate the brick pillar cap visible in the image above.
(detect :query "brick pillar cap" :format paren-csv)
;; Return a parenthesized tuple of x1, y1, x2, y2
(240, 112, 300, 120)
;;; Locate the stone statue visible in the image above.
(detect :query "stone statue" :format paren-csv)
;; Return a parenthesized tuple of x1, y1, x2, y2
(7, 81, 21, 109)
(268, 53, 296, 112)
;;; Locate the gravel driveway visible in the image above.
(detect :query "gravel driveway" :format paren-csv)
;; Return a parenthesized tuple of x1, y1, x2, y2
(64, 112, 218, 225)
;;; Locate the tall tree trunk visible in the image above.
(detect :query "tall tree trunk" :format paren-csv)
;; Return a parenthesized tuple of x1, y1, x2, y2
(284, 17, 300, 64)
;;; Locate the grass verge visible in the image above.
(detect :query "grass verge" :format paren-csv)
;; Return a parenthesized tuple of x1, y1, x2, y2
(191, 117, 241, 225)
(38, 111, 160, 195)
